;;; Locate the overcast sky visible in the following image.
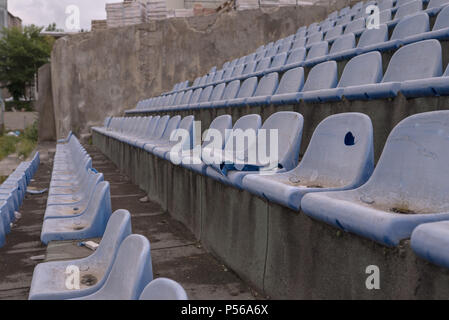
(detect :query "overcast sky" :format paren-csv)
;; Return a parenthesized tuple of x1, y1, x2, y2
(8, 0, 117, 31)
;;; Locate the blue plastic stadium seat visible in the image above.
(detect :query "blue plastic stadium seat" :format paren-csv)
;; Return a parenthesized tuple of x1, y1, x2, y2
(153, 116, 195, 159)
(305, 32, 323, 48)
(226, 77, 258, 107)
(265, 44, 280, 58)
(270, 67, 305, 105)
(190, 85, 213, 109)
(144, 116, 181, 152)
(132, 116, 162, 148)
(303, 41, 329, 67)
(206, 112, 304, 188)
(400, 62, 449, 97)
(425, 0, 449, 16)
(411, 221, 449, 268)
(211, 80, 241, 109)
(29, 210, 132, 300)
(139, 278, 188, 300)
(324, 25, 343, 43)
(243, 113, 374, 210)
(405, 5, 449, 43)
(327, 33, 357, 61)
(265, 52, 287, 73)
(213, 69, 224, 82)
(393, 0, 423, 22)
(246, 73, 279, 106)
(291, 37, 306, 49)
(300, 61, 338, 102)
(282, 48, 306, 71)
(74, 235, 153, 300)
(356, 24, 389, 54)
(40, 181, 112, 245)
(278, 40, 292, 53)
(347, 39, 442, 99)
(198, 83, 226, 109)
(302, 111, 449, 247)
(379, 0, 394, 11)
(252, 57, 271, 77)
(344, 17, 365, 36)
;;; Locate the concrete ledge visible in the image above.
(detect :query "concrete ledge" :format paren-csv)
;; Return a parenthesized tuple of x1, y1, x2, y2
(92, 130, 449, 299)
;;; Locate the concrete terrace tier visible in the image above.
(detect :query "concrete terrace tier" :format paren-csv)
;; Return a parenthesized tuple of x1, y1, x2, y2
(0, 143, 261, 300)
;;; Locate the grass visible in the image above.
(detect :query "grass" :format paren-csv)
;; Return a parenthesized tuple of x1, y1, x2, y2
(0, 121, 38, 161)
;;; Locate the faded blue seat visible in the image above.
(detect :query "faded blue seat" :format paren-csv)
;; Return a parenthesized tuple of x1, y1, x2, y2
(139, 278, 188, 300)
(251, 57, 272, 77)
(206, 112, 304, 188)
(41, 181, 112, 245)
(305, 32, 323, 48)
(132, 116, 162, 148)
(0, 201, 12, 236)
(346, 39, 442, 99)
(300, 61, 338, 102)
(393, 0, 423, 22)
(211, 81, 241, 108)
(135, 115, 169, 149)
(400, 62, 449, 97)
(270, 67, 305, 105)
(425, 0, 449, 15)
(153, 116, 195, 159)
(265, 44, 280, 58)
(303, 41, 329, 67)
(302, 111, 449, 247)
(336, 15, 353, 27)
(411, 221, 449, 268)
(264, 52, 287, 73)
(380, 0, 394, 11)
(74, 235, 152, 300)
(344, 18, 365, 36)
(243, 113, 374, 210)
(226, 77, 258, 107)
(246, 73, 279, 106)
(212, 70, 224, 82)
(143, 116, 181, 152)
(405, 5, 449, 43)
(281, 48, 306, 70)
(327, 33, 357, 61)
(172, 114, 233, 173)
(198, 83, 226, 109)
(29, 210, 132, 300)
(291, 37, 306, 50)
(324, 25, 343, 43)
(278, 40, 292, 53)
(230, 64, 245, 79)
(313, 51, 383, 101)
(190, 85, 213, 109)
(356, 24, 389, 54)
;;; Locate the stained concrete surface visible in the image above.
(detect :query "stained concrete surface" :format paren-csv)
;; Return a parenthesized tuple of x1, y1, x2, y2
(0, 142, 262, 300)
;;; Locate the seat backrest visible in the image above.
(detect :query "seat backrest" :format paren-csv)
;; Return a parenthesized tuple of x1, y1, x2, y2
(338, 51, 383, 88)
(379, 0, 394, 11)
(306, 32, 323, 46)
(278, 40, 292, 53)
(428, 0, 449, 9)
(231, 64, 245, 77)
(391, 12, 429, 40)
(286, 48, 306, 65)
(253, 73, 279, 97)
(336, 15, 352, 26)
(306, 41, 329, 60)
(198, 86, 213, 103)
(382, 39, 442, 82)
(344, 18, 365, 34)
(192, 77, 201, 87)
(213, 69, 224, 82)
(139, 278, 187, 300)
(259, 112, 304, 171)
(275, 67, 305, 95)
(270, 53, 287, 69)
(209, 83, 226, 102)
(394, 0, 422, 20)
(255, 49, 267, 60)
(206, 72, 215, 84)
(83, 181, 111, 228)
(296, 113, 374, 188)
(292, 37, 306, 49)
(223, 67, 235, 80)
(87, 235, 153, 300)
(179, 90, 193, 105)
(329, 33, 356, 55)
(445, 64, 449, 76)
(151, 115, 170, 140)
(224, 114, 262, 153)
(433, 5, 449, 31)
(144, 116, 160, 138)
(170, 116, 195, 150)
(160, 116, 181, 142)
(245, 53, 256, 64)
(357, 24, 389, 48)
(189, 88, 203, 105)
(379, 8, 392, 23)
(266, 44, 280, 57)
(255, 57, 272, 72)
(397, 0, 414, 6)
(221, 80, 240, 100)
(362, 111, 449, 211)
(202, 114, 233, 149)
(173, 91, 185, 106)
(242, 61, 257, 75)
(236, 77, 258, 99)
(303, 61, 338, 92)
(325, 25, 343, 41)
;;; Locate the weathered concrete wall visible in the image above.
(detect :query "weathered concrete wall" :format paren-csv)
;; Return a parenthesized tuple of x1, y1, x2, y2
(51, 5, 331, 139)
(93, 130, 449, 299)
(36, 64, 56, 142)
(4, 112, 37, 131)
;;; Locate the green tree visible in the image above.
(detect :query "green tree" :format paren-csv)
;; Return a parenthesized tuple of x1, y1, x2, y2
(0, 25, 53, 101)
(45, 23, 64, 32)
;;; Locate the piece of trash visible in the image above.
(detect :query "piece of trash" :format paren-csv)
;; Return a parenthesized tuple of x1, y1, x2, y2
(79, 241, 99, 251)
(14, 211, 21, 220)
(26, 187, 48, 195)
(30, 255, 46, 261)
(139, 196, 149, 203)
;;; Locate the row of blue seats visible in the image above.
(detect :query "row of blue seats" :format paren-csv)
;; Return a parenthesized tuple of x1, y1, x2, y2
(130, 39, 449, 114)
(95, 110, 449, 270)
(32, 134, 187, 300)
(0, 152, 40, 247)
(162, 0, 448, 98)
